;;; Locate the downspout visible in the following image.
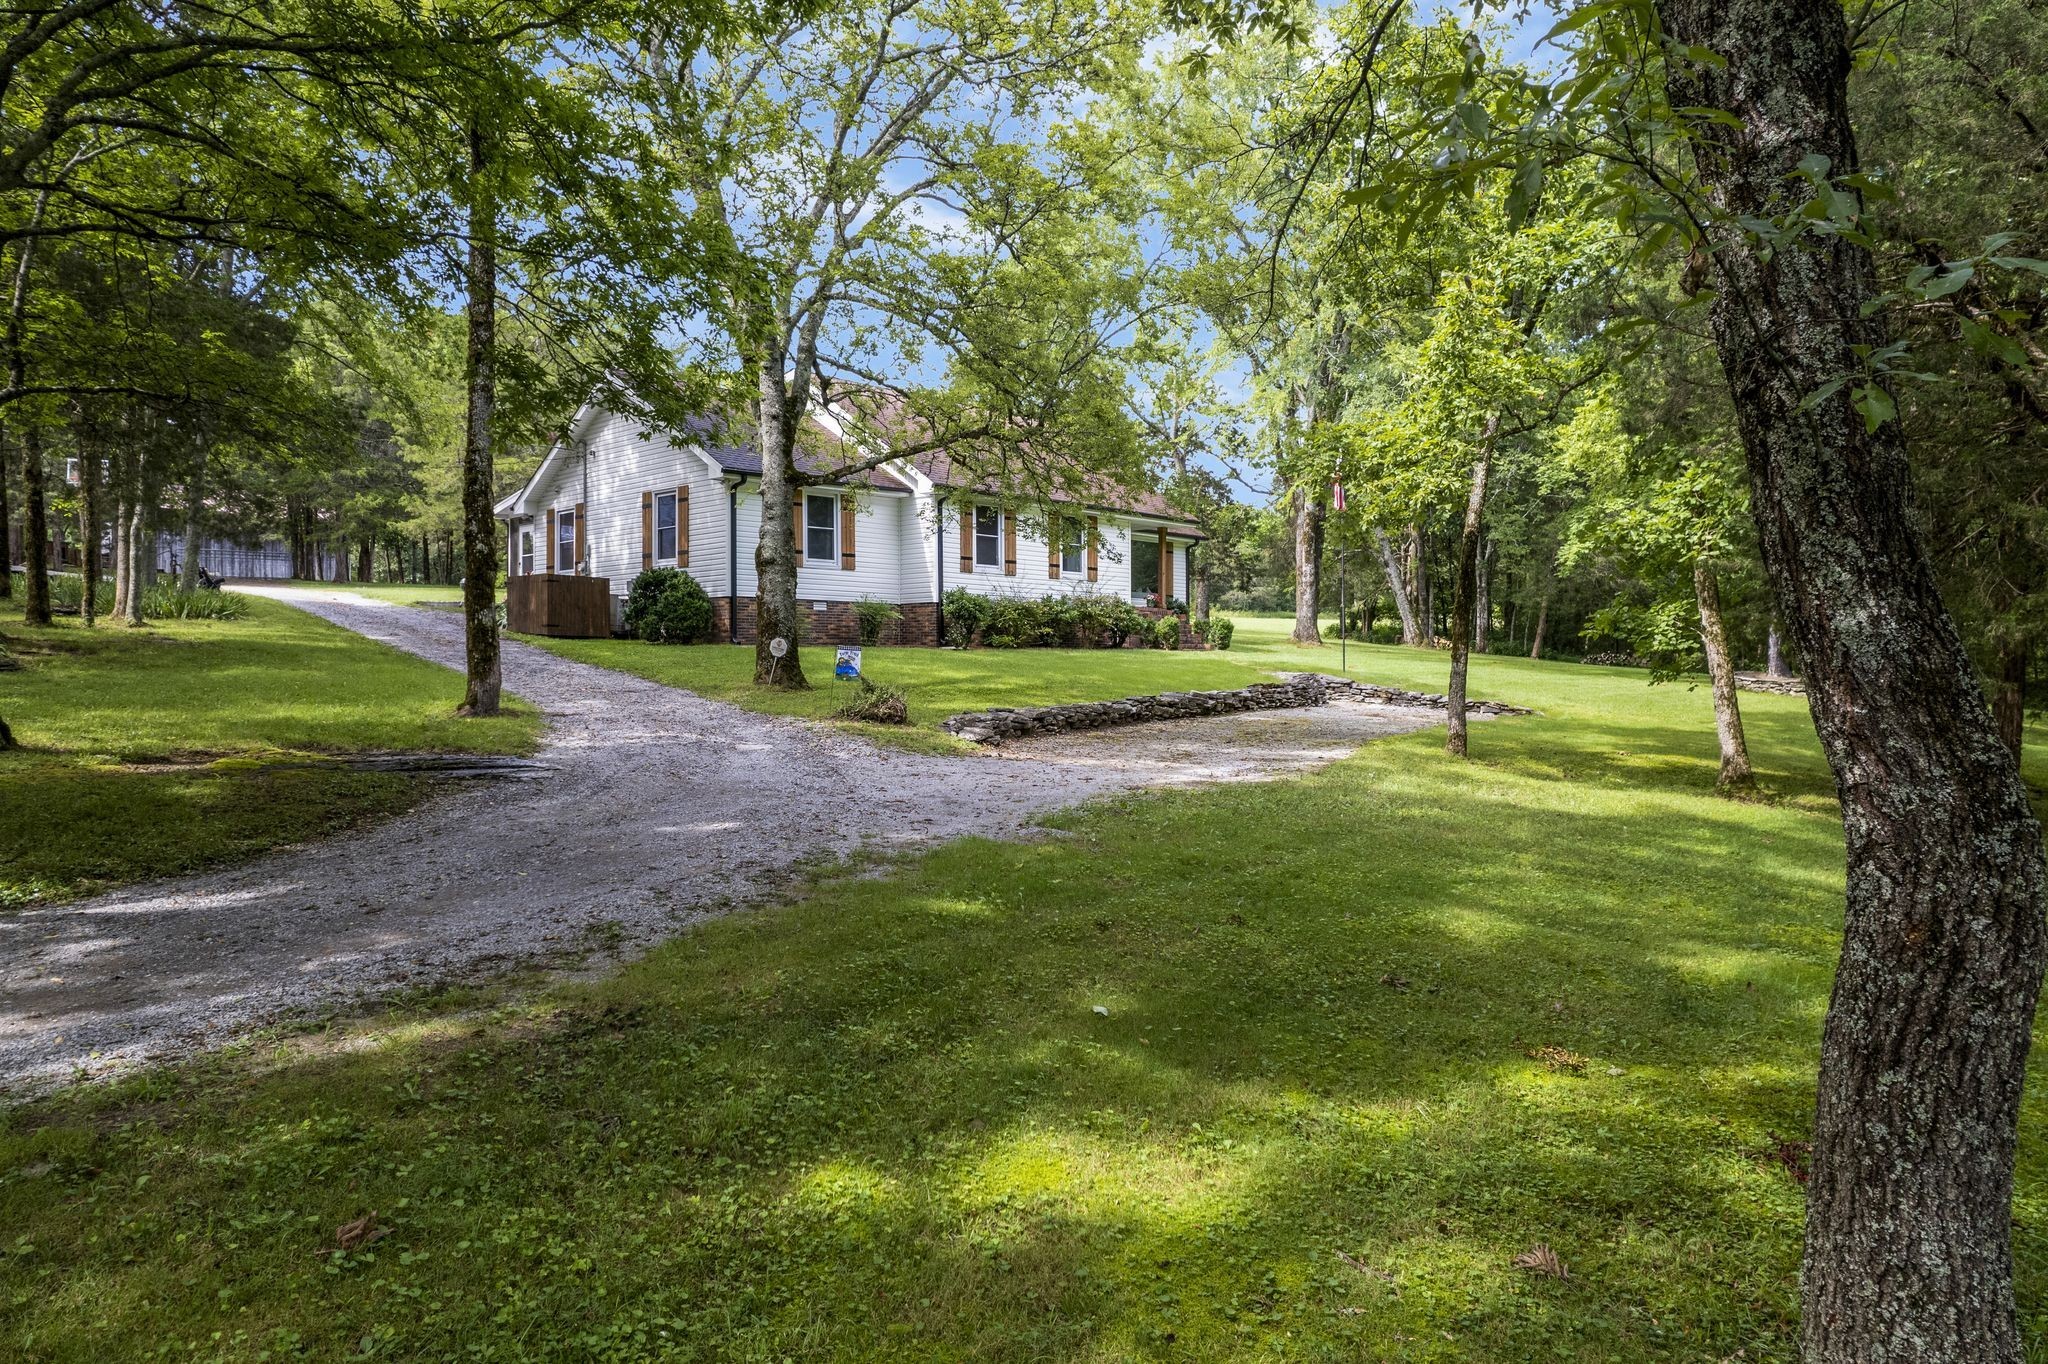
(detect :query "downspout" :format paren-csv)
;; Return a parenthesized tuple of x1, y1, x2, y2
(578, 441, 591, 574)
(727, 474, 746, 644)
(934, 493, 946, 646)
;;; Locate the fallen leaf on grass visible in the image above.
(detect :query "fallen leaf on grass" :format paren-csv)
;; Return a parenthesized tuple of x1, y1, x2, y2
(1525, 1045, 1588, 1074)
(1763, 1136, 1813, 1185)
(324, 1212, 392, 1257)
(1377, 973, 1411, 991)
(1511, 1243, 1568, 1280)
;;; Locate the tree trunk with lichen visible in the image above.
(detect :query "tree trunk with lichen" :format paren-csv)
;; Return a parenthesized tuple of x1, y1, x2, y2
(1993, 640, 2027, 758)
(1374, 528, 1420, 645)
(1694, 558, 1755, 792)
(1291, 482, 1324, 645)
(1661, 3, 2047, 1359)
(457, 122, 502, 718)
(1445, 416, 1498, 758)
(752, 357, 808, 689)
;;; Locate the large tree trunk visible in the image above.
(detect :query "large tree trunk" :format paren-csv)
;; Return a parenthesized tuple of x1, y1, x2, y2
(1407, 524, 1432, 643)
(1373, 528, 1420, 645)
(457, 122, 502, 717)
(1528, 594, 1548, 660)
(20, 424, 47, 625)
(1291, 483, 1324, 645)
(356, 537, 372, 585)
(1661, 4, 2048, 1360)
(0, 425, 11, 599)
(752, 358, 808, 688)
(122, 477, 148, 626)
(77, 416, 98, 627)
(1444, 417, 1498, 758)
(1767, 620, 1788, 677)
(1993, 640, 2027, 759)
(178, 443, 206, 592)
(1694, 558, 1756, 792)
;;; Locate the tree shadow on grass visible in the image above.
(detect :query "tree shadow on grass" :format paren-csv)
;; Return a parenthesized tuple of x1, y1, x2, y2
(2, 704, 2035, 1362)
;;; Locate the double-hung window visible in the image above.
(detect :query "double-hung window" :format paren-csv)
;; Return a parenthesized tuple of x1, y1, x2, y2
(519, 530, 534, 576)
(974, 505, 1001, 568)
(805, 493, 838, 564)
(1060, 518, 1085, 575)
(655, 491, 679, 562)
(556, 510, 576, 572)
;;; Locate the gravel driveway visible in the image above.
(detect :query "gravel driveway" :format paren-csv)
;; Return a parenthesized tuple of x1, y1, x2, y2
(1, 589, 1447, 1096)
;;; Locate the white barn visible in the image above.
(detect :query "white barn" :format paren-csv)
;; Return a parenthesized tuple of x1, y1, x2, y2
(493, 396, 1203, 646)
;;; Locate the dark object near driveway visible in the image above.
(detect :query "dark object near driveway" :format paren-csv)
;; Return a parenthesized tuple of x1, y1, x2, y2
(507, 573, 612, 637)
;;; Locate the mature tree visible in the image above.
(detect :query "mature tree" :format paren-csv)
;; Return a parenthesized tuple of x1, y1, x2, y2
(633, 0, 1147, 688)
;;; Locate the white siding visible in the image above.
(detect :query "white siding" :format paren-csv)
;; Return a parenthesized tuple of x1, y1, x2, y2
(522, 412, 731, 595)
(729, 482, 913, 605)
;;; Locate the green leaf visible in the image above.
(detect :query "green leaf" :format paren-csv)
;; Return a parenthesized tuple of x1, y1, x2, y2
(1919, 265, 1974, 299)
(1798, 376, 1847, 413)
(1851, 384, 1896, 432)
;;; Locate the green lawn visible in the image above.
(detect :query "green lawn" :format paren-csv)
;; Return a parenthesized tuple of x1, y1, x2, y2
(0, 597, 538, 905)
(9, 621, 2043, 1361)
(525, 632, 1269, 752)
(261, 579, 482, 606)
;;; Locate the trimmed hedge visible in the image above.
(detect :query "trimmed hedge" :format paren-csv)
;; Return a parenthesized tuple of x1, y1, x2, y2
(941, 588, 1151, 649)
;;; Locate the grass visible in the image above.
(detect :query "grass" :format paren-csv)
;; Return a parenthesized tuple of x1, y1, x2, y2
(259, 579, 485, 606)
(525, 633, 1269, 752)
(0, 596, 538, 905)
(10, 617, 2045, 1361)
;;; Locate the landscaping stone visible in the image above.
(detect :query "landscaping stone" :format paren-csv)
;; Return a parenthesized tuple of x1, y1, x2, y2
(1735, 672, 1806, 696)
(940, 672, 1531, 744)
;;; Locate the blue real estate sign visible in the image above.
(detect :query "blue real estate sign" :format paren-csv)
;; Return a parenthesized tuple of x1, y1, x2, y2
(834, 647, 863, 680)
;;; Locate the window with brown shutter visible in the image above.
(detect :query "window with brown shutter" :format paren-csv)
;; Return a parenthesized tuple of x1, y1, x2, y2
(1003, 513, 1016, 575)
(1157, 526, 1171, 600)
(675, 486, 690, 567)
(641, 491, 653, 571)
(574, 502, 587, 571)
(546, 508, 557, 571)
(1048, 507, 1061, 579)
(792, 493, 804, 560)
(840, 497, 856, 570)
(1086, 516, 1099, 581)
(958, 504, 973, 574)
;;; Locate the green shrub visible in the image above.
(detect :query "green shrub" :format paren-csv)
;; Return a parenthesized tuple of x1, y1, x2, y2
(984, 596, 1057, 648)
(942, 588, 1156, 649)
(941, 588, 992, 647)
(624, 568, 714, 644)
(1204, 616, 1235, 650)
(833, 678, 909, 725)
(853, 597, 902, 646)
(1151, 615, 1182, 650)
(141, 584, 247, 620)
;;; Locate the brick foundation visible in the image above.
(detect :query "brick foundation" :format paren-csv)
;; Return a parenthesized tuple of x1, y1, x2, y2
(714, 597, 937, 647)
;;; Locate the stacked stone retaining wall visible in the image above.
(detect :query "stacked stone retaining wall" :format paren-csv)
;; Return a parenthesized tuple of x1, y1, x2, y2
(940, 672, 1530, 744)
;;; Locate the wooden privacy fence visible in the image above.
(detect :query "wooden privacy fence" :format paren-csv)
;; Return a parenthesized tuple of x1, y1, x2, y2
(507, 573, 612, 638)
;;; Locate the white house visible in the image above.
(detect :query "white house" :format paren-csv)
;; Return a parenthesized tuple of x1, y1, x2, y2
(493, 396, 1204, 646)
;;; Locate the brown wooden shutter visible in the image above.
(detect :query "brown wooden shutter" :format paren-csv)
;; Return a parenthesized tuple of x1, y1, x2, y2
(958, 504, 973, 574)
(840, 496, 856, 570)
(1086, 516, 1098, 582)
(1048, 509, 1061, 579)
(1003, 512, 1017, 576)
(575, 502, 586, 571)
(1157, 526, 1171, 600)
(793, 492, 805, 562)
(676, 486, 690, 568)
(641, 491, 653, 571)
(546, 508, 557, 571)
